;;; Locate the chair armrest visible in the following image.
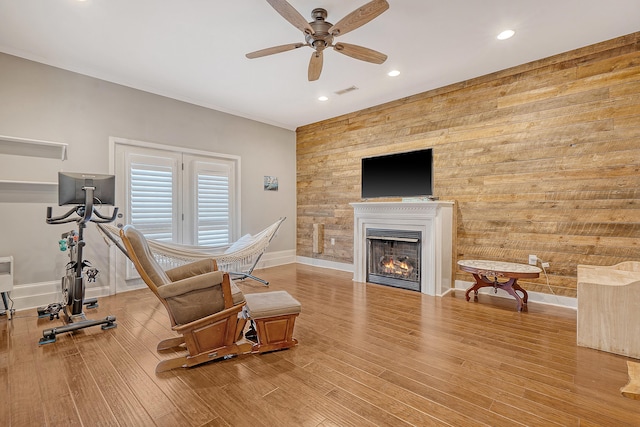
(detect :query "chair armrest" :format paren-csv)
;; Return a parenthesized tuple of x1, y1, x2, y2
(173, 302, 245, 334)
(165, 258, 218, 282)
(157, 270, 224, 299)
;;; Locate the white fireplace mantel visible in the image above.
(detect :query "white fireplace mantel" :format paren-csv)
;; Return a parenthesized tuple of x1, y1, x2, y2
(350, 201, 454, 296)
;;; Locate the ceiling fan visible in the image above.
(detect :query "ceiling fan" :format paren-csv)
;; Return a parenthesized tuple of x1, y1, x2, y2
(246, 0, 390, 81)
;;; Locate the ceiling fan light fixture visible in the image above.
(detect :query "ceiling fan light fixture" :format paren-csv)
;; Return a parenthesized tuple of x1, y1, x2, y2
(388, 70, 400, 77)
(497, 29, 515, 40)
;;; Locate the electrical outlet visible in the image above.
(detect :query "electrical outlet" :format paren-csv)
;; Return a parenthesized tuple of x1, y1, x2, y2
(541, 262, 550, 268)
(330, 238, 335, 246)
(528, 254, 537, 265)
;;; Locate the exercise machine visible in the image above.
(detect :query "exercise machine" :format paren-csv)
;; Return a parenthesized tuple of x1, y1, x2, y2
(38, 172, 118, 345)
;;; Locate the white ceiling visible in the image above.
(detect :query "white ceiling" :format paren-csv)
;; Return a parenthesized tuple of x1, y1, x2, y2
(1, 0, 639, 131)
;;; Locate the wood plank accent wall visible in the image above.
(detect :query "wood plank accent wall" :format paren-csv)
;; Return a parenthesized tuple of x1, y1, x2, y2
(296, 33, 640, 298)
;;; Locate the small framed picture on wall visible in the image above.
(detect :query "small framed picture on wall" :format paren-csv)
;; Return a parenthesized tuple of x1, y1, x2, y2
(264, 176, 278, 191)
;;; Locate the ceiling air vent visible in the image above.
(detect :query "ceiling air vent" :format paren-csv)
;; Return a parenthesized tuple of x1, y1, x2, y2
(334, 86, 359, 95)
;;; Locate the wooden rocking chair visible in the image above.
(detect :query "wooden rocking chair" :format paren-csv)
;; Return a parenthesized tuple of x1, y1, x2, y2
(120, 225, 252, 373)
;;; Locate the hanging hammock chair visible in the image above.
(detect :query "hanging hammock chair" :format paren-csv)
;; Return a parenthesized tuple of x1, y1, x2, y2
(98, 217, 285, 286)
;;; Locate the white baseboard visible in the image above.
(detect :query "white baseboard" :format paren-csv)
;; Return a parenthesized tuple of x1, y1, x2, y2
(295, 259, 576, 310)
(448, 279, 577, 310)
(7, 280, 111, 313)
(5, 259, 576, 313)
(296, 256, 354, 272)
(257, 249, 296, 269)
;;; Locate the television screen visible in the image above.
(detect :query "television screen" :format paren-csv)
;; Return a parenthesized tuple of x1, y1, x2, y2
(361, 148, 433, 199)
(58, 172, 116, 206)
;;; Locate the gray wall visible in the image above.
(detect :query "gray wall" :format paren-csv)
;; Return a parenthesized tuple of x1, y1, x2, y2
(0, 52, 296, 291)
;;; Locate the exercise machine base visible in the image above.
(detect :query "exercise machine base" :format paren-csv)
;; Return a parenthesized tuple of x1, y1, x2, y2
(37, 298, 99, 320)
(39, 314, 116, 345)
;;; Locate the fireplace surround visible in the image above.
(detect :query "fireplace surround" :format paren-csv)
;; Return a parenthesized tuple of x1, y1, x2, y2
(351, 201, 454, 296)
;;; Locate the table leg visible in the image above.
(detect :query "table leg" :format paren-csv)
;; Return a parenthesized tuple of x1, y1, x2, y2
(465, 275, 528, 311)
(465, 274, 494, 302)
(501, 278, 526, 312)
(513, 282, 528, 305)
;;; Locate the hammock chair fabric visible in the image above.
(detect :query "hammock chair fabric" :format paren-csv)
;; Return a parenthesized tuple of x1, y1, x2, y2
(98, 217, 285, 285)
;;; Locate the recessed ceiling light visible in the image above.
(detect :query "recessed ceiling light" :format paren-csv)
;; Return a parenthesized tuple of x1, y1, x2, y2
(318, 96, 328, 102)
(497, 29, 515, 40)
(387, 70, 400, 77)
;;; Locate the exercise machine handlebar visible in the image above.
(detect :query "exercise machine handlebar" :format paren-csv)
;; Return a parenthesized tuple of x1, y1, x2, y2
(46, 186, 118, 226)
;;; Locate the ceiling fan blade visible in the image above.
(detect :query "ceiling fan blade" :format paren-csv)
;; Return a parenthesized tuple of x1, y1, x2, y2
(246, 43, 306, 59)
(308, 51, 323, 81)
(328, 0, 389, 37)
(266, 0, 315, 35)
(333, 42, 387, 64)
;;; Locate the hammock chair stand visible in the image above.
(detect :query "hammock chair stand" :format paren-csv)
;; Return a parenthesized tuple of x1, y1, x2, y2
(228, 259, 269, 285)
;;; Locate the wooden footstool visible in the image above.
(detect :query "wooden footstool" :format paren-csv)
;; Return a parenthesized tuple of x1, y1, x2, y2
(244, 291, 301, 353)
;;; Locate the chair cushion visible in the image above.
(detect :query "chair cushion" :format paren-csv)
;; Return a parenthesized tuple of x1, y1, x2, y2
(230, 280, 245, 305)
(157, 271, 224, 299)
(123, 226, 171, 286)
(165, 258, 217, 282)
(164, 284, 226, 325)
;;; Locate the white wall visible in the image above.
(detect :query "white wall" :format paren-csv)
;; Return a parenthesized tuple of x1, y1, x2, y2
(0, 53, 296, 308)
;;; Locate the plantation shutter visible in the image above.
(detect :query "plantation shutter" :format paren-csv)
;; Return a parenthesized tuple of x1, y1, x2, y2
(130, 164, 174, 241)
(127, 152, 181, 243)
(184, 156, 236, 247)
(196, 172, 230, 246)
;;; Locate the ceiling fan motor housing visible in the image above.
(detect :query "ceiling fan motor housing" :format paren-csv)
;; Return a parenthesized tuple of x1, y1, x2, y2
(311, 8, 328, 21)
(306, 8, 333, 51)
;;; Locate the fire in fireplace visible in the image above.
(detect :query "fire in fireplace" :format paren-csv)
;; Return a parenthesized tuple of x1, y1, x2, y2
(366, 229, 421, 291)
(379, 255, 415, 277)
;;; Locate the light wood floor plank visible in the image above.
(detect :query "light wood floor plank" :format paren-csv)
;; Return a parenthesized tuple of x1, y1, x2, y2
(34, 336, 84, 426)
(0, 324, 9, 426)
(60, 347, 120, 425)
(99, 327, 182, 421)
(76, 334, 157, 426)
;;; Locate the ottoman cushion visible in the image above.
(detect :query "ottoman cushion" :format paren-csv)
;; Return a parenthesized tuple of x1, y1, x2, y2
(244, 291, 301, 319)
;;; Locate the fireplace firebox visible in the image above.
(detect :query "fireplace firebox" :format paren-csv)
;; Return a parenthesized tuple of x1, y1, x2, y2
(366, 229, 421, 291)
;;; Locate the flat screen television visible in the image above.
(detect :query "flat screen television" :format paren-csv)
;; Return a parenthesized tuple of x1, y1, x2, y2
(361, 148, 433, 199)
(58, 172, 116, 206)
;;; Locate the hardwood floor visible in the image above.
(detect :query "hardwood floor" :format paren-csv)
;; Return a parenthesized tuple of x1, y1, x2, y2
(1, 263, 638, 426)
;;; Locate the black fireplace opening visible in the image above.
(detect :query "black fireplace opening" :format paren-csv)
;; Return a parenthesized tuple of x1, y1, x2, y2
(366, 229, 421, 292)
